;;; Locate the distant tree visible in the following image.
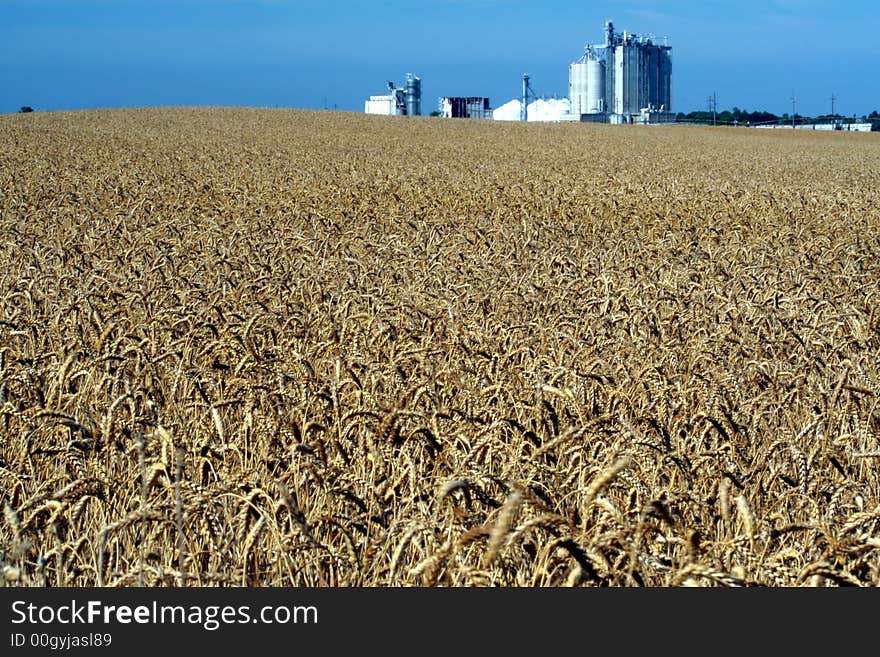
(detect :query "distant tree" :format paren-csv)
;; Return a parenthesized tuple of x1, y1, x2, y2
(429, 110, 441, 117)
(750, 110, 778, 125)
(685, 111, 712, 124)
(676, 107, 780, 127)
(19, 106, 34, 113)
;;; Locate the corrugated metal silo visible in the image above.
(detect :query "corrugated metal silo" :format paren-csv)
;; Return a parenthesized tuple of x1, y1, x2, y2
(405, 73, 421, 116)
(586, 59, 605, 113)
(658, 47, 672, 110)
(568, 61, 590, 116)
(613, 44, 641, 115)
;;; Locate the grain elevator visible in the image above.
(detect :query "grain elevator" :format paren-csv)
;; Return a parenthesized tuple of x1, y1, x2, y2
(569, 21, 672, 123)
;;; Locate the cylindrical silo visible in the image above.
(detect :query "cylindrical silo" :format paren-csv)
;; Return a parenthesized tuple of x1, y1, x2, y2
(569, 61, 589, 116)
(405, 74, 421, 116)
(586, 59, 605, 113)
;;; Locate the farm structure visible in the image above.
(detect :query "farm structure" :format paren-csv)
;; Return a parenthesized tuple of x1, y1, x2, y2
(569, 21, 673, 123)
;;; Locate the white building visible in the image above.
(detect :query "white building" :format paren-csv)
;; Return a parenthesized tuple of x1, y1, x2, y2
(365, 94, 401, 116)
(493, 97, 576, 122)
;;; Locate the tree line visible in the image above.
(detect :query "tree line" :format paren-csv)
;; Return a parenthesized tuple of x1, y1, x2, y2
(675, 107, 880, 131)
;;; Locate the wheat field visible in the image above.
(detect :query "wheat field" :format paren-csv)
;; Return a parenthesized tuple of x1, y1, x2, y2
(1, 107, 879, 587)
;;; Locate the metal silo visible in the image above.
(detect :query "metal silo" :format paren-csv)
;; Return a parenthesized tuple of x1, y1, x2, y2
(569, 61, 590, 116)
(658, 46, 672, 111)
(405, 73, 421, 116)
(613, 41, 640, 115)
(586, 59, 605, 113)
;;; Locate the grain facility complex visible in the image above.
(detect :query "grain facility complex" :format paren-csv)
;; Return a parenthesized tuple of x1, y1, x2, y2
(364, 20, 673, 125)
(365, 73, 422, 116)
(491, 20, 673, 123)
(569, 21, 673, 123)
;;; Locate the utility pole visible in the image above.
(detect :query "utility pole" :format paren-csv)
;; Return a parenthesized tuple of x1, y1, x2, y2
(707, 92, 717, 126)
(831, 93, 836, 119)
(791, 93, 796, 128)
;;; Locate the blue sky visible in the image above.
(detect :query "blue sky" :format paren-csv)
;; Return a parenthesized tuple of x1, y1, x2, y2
(1, 0, 878, 116)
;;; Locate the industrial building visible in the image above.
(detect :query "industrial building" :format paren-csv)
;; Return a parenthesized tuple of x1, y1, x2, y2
(364, 73, 421, 116)
(569, 21, 672, 124)
(493, 97, 574, 122)
(493, 74, 578, 122)
(440, 97, 491, 119)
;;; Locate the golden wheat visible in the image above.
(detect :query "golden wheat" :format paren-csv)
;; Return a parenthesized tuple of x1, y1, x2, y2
(0, 107, 878, 586)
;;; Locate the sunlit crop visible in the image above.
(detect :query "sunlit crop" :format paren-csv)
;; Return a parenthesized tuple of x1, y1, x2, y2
(1, 108, 879, 586)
